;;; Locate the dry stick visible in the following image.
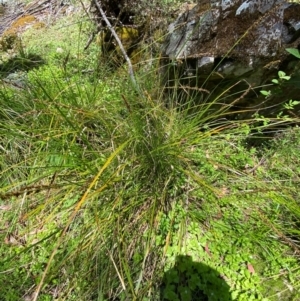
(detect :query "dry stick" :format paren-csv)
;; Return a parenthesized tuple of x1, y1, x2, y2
(93, 0, 140, 92)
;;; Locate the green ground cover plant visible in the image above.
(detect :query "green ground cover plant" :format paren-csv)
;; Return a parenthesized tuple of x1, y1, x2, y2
(0, 1, 300, 300)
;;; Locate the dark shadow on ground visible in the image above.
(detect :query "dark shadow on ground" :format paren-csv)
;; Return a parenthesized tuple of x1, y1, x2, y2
(0, 53, 44, 77)
(160, 255, 232, 301)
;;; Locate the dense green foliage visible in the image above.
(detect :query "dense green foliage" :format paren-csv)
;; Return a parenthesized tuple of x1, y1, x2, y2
(0, 1, 300, 300)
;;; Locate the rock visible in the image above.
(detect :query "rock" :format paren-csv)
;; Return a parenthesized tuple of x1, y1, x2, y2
(164, 0, 300, 73)
(3, 71, 28, 89)
(0, 14, 45, 54)
(162, 0, 300, 119)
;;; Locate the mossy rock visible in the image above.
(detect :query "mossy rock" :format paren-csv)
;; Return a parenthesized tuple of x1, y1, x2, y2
(12, 15, 37, 27)
(99, 26, 141, 66)
(1, 15, 45, 52)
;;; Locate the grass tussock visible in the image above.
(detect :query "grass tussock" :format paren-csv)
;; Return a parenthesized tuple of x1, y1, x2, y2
(0, 2, 300, 301)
